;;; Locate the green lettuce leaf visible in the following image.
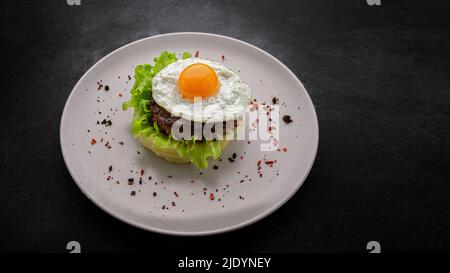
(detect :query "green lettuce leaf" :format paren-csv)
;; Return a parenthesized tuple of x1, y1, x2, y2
(122, 51, 223, 169)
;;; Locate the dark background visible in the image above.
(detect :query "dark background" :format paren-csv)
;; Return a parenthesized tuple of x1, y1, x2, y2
(0, 0, 449, 253)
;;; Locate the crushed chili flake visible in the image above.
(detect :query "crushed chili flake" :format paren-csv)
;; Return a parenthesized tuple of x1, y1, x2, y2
(209, 193, 215, 201)
(128, 178, 134, 185)
(195, 50, 199, 57)
(221, 54, 225, 61)
(174, 192, 179, 198)
(283, 147, 288, 152)
(282, 115, 293, 124)
(118, 93, 123, 97)
(172, 201, 176, 207)
(90, 138, 97, 145)
(139, 177, 143, 185)
(272, 97, 279, 104)
(97, 81, 103, 90)
(140, 169, 144, 176)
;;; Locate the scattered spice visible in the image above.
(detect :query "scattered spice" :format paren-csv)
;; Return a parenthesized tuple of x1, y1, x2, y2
(108, 165, 112, 172)
(221, 54, 225, 61)
(140, 169, 144, 176)
(128, 178, 134, 185)
(90, 138, 97, 145)
(213, 165, 219, 170)
(195, 50, 199, 57)
(130, 191, 136, 196)
(104, 85, 110, 91)
(272, 97, 279, 104)
(97, 81, 103, 90)
(282, 115, 293, 124)
(153, 192, 157, 197)
(118, 141, 124, 145)
(174, 192, 179, 198)
(210, 193, 215, 201)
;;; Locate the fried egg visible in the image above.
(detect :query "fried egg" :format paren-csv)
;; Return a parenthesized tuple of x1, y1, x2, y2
(152, 58, 251, 123)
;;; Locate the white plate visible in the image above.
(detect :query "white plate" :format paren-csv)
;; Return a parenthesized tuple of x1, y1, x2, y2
(60, 32, 319, 236)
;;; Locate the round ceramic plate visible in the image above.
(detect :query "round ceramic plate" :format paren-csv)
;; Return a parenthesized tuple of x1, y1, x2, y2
(60, 32, 318, 236)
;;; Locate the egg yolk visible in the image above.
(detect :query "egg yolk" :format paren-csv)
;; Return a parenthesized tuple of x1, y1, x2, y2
(178, 63, 219, 100)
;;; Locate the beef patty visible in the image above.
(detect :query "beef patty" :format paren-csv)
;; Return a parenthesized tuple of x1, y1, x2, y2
(149, 100, 236, 139)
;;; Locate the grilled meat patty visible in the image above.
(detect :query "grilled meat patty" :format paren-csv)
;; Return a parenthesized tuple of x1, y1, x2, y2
(149, 100, 236, 138)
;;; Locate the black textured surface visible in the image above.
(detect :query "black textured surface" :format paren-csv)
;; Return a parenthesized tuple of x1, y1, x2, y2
(1, 0, 449, 253)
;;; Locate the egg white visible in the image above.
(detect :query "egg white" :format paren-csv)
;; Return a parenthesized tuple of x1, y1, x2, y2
(152, 58, 251, 123)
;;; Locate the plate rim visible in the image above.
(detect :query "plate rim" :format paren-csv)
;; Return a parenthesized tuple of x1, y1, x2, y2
(60, 32, 319, 236)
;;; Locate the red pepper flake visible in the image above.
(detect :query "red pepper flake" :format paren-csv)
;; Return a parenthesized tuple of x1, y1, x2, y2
(118, 93, 123, 97)
(283, 147, 288, 152)
(209, 193, 215, 201)
(221, 54, 225, 62)
(265, 160, 275, 165)
(174, 192, 179, 198)
(172, 201, 176, 207)
(140, 169, 144, 176)
(90, 138, 97, 145)
(195, 50, 199, 57)
(168, 175, 173, 178)
(96, 81, 103, 90)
